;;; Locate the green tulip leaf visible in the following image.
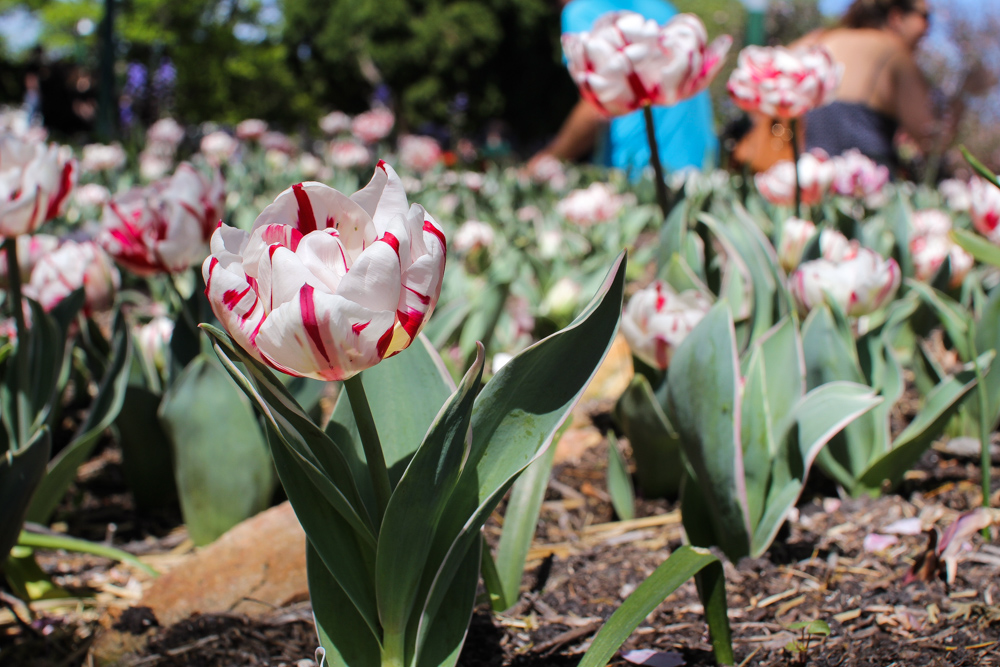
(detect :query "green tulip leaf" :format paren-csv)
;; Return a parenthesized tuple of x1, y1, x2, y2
(26, 312, 131, 525)
(158, 355, 273, 545)
(615, 374, 682, 499)
(667, 302, 751, 561)
(0, 429, 49, 568)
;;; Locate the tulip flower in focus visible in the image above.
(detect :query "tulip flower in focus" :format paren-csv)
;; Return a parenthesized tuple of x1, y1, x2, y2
(970, 177, 1000, 244)
(203, 161, 446, 381)
(0, 133, 77, 237)
(790, 245, 900, 317)
(562, 12, 731, 117)
(755, 151, 833, 207)
(100, 163, 225, 275)
(24, 239, 120, 314)
(727, 44, 842, 119)
(621, 280, 711, 370)
(777, 217, 816, 273)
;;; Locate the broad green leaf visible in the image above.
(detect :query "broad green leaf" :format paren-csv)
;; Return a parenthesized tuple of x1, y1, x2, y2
(883, 192, 913, 278)
(457, 280, 509, 363)
(412, 538, 481, 667)
(753, 382, 881, 555)
(971, 286, 1000, 429)
(615, 374, 682, 499)
(267, 424, 381, 643)
(308, 541, 382, 667)
(657, 197, 690, 271)
(26, 313, 132, 524)
(409, 252, 627, 662)
(0, 429, 49, 568)
(4, 546, 68, 602)
(951, 227, 1000, 270)
(206, 325, 376, 543)
(376, 347, 483, 648)
(667, 303, 751, 561)
(740, 349, 773, 531)
(116, 387, 177, 511)
(906, 279, 971, 360)
(606, 431, 636, 522)
(577, 546, 732, 667)
(662, 254, 710, 296)
(328, 334, 455, 516)
(801, 306, 877, 482)
(858, 367, 981, 493)
(159, 355, 274, 545)
(494, 435, 559, 610)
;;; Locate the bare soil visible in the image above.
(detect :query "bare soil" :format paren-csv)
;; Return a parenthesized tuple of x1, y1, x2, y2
(2, 399, 1000, 667)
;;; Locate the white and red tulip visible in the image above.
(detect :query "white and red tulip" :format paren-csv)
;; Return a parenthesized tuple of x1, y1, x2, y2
(352, 108, 395, 144)
(910, 209, 973, 287)
(100, 163, 225, 275)
(938, 178, 971, 212)
(397, 135, 442, 173)
(202, 161, 446, 381)
(562, 11, 731, 117)
(453, 220, 495, 253)
(790, 246, 900, 317)
(755, 151, 833, 207)
(621, 280, 712, 370)
(329, 141, 372, 170)
(970, 177, 1000, 243)
(830, 149, 889, 205)
(0, 233, 59, 287)
(146, 118, 185, 149)
(777, 217, 816, 273)
(199, 131, 238, 166)
(24, 239, 120, 314)
(0, 133, 76, 237)
(556, 182, 631, 226)
(236, 119, 269, 141)
(727, 44, 841, 119)
(319, 111, 352, 136)
(81, 142, 126, 173)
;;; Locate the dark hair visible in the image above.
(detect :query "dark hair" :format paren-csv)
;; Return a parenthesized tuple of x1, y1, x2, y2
(841, 0, 919, 28)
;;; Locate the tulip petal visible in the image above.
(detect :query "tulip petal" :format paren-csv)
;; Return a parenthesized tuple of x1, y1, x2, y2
(336, 231, 403, 314)
(255, 287, 395, 381)
(204, 255, 267, 362)
(351, 162, 410, 233)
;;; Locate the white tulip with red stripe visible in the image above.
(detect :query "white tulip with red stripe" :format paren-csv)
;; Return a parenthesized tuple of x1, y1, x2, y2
(777, 217, 816, 272)
(562, 12, 731, 117)
(25, 239, 120, 314)
(621, 280, 711, 370)
(0, 133, 76, 237)
(970, 177, 1000, 244)
(203, 161, 447, 381)
(100, 162, 225, 275)
(727, 44, 842, 119)
(790, 246, 900, 317)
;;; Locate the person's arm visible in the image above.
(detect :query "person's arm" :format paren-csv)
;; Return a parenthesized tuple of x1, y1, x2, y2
(892, 51, 947, 153)
(529, 99, 606, 166)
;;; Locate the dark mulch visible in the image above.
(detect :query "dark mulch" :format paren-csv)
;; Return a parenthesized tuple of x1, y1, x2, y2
(2, 399, 1000, 667)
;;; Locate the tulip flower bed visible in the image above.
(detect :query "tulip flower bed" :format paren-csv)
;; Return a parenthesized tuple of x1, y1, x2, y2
(4, 53, 1000, 665)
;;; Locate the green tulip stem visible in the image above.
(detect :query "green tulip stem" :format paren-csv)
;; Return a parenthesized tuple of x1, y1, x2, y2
(970, 322, 992, 535)
(344, 373, 392, 526)
(642, 104, 670, 220)
(789, 117, 802, 219)
(165, 272, 200, 338)
(4, 237, 29, 447)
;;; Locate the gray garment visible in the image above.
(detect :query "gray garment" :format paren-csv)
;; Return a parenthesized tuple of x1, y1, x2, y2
(804, 101, 899, 170)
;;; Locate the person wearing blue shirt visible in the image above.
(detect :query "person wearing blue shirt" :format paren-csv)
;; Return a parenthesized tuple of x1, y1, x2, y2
(529, 0, 719, 177)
